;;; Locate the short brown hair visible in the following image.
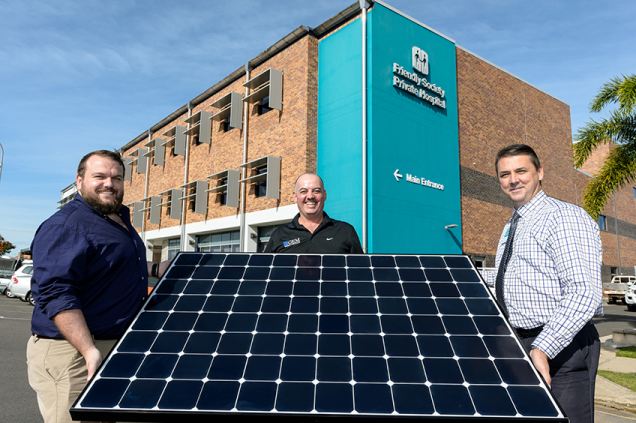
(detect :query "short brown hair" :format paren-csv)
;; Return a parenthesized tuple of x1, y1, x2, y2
(77, 150, 125, 177)
(495, 144, 542, 172)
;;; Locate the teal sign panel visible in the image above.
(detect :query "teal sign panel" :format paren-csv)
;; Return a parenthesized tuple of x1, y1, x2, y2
(317, 19, 363, 235)
(317, 4, 462, 254)
(367, 4, 461, 253)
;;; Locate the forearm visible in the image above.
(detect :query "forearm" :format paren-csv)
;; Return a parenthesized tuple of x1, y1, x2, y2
(529, 348, 551, 386)
(53, 309, 95, 354)
(532, 291, 599, 358)
(534, 212, 602, 358)
(53, 309, 102, 379)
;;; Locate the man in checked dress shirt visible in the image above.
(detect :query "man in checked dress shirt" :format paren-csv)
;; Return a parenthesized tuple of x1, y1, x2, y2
(494, 144, 602, 423)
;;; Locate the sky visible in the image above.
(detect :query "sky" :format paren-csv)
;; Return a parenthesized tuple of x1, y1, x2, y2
(1, 0, 635, 253)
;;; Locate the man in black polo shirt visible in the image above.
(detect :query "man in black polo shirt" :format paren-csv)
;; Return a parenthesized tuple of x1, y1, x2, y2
(264, 173, 363, 254)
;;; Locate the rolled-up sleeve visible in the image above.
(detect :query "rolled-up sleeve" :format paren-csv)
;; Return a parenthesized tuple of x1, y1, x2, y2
(531, 208, 602, 358)
(32, 222, 90, 320)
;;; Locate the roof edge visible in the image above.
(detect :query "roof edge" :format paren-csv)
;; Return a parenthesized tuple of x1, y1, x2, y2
(121, 27, 313, 152)
(121, 2, 369, 153)
(312, 2, 361, 38)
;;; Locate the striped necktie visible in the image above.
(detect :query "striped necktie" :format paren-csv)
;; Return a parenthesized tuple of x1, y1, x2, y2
(495, 212, 520, 318)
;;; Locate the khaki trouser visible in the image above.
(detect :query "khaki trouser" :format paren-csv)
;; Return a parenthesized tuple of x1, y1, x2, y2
(26, 335, 116, 423)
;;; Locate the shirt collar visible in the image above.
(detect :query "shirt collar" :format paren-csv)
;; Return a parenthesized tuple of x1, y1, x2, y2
(289, 212, 333, 230)
(74, 194, 131, 222)
(514, 190, 546, 218)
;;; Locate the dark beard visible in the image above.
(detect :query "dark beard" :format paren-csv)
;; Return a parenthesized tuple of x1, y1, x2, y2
(82, 192, 123, 215)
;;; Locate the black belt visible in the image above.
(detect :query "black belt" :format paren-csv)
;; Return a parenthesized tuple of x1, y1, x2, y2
(32, 334, 64, 340)
(33, 333, 116, 341)
(514, 326, 544, 338)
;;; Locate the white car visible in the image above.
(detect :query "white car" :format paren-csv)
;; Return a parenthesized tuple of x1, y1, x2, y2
(0, 276, 11, 295)
(625, 281, 636, 312)
(7, 263, 34, 305)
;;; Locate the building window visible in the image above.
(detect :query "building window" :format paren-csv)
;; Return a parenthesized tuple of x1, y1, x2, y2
(633, 186, 636, 199)
(197, 231, 240, 253)
(257, 225, 279, 252)
(471, 256, 486, 269)
(597, 214, 607, 231)
(135, 148, 148, 175)
(186, 183, 196, 212)
(253, 165, 268, 197)
(257, 95, 272, 115)
(132, 201, 145, 228)
(243, 156, 281, 200)
(243, 68, 282, 111)
(610, 266, 618, 276)
(165, 191, 172, 216)
(145, 200, 151, 221)
(217, 176, 228, 205)
(151, 139, 165, 166)
(211, 92, 243, 131)
(167, 238, 180, 261)
(208, 169, 239, 208)
(165, 188, 184, 220)
(183, 111, 211, 146)
(190, 131, 200, 145)
(163, 125, 186, 157)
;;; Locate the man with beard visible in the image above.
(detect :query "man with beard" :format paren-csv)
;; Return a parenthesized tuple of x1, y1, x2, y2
(27, 150, 163, 423)
(264, 173, 363, 253)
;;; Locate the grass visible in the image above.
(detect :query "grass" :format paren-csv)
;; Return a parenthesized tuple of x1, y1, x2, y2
(616, 346, 636, 359)
(598, 370, 636, 392)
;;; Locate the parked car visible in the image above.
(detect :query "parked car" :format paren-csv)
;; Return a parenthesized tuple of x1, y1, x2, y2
(7, 262, 35, 305)
(625, 280, 636, 312)
(0, 276, 11, 295)
(0, 256, 19, 280)
(1, 257, 21, 296)
(603, 275, 636, 305)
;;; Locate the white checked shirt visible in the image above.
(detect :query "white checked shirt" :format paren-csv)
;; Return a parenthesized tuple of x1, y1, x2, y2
(495, 190, 603, 358)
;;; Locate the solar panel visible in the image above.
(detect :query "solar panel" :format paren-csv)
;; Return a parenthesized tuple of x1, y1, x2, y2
(71, 253, 565, 422)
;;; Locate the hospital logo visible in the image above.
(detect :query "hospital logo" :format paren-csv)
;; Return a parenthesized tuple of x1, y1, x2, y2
(412, 46, 429, 75)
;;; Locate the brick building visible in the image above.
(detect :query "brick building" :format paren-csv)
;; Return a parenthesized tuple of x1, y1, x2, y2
(111, 1, 634, 280)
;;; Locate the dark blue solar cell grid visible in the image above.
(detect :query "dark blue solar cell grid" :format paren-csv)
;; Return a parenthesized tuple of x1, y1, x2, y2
(73, 253, 564, 422)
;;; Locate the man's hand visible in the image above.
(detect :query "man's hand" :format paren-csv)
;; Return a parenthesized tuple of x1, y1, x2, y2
(158, 260, 171, 278)
(529, 348, 551, 387)
(53, 309, 100, 381)
(83, 346, 103, 381)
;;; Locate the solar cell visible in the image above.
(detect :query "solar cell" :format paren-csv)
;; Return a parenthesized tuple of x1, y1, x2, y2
(71, 253, 565, 422)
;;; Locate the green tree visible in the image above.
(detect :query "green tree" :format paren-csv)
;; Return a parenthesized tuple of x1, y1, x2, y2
(0, 236, 16, 255)
(573, 74, 636, 219)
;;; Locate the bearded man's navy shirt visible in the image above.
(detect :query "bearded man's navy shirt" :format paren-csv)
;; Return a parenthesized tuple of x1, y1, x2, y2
(30, 195, 148, 339)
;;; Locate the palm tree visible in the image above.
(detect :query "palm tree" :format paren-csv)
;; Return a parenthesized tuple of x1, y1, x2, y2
(573, 74, 636, 219)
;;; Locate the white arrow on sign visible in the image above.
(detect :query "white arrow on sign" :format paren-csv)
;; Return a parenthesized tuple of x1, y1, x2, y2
(393, 169, 403, 181)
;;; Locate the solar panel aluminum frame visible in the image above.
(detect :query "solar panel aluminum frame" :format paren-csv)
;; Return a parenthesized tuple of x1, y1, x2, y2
(71, 253, 567, 422)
